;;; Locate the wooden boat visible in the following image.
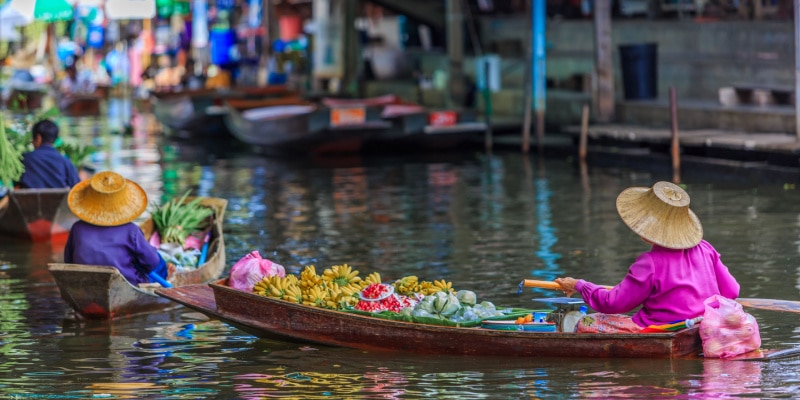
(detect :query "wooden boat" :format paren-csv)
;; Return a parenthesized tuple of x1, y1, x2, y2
(368, 108, 488, 151)
(4, 85, 48, 111)
(155, 280, 704, 358)
(48, 197, 228, 320)
(151, 86, 294, 139)
(151, 88, 228, 135)
(58, 94, 103, 117)
(225, 96, 312, 111)
(224, 101, 394, 155)
(0, 188, 78, 242)
(321, 94, 401, 108)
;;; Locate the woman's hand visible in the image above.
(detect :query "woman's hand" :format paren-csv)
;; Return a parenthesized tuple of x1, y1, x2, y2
(555, 277, 578, 297)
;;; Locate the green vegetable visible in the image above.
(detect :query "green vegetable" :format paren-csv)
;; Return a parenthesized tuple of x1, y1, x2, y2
(0, 115, 24, 188)
(150, 190, 214, 244)
(415, 295, 436, 313)
(456, 290, 477, 307)
(56, 142, 96, 169)
(432, 291, 461, 317)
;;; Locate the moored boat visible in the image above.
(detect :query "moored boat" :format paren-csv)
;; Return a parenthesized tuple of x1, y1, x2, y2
(0, 188, 77, 242)
(151, 88, 227, 137)
(48, 197, 228, 320)
(224, 101, 394, 155)
(151, 86, 295, 140)
(368, 108, 488, 152)
(156, 279, 703, 358)
(4, 84, 48, 111)
(58, 94, 103, 117)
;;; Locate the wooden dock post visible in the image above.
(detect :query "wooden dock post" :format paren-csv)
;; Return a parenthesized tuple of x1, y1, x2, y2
(579, 103, 589, 162)
(669, 86, 681, 183)
(483, 60, 493, 151)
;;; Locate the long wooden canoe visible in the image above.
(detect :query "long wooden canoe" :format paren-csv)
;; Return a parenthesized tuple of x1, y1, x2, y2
(155, 279, 703, 358)
(48, 197, 228, 320)
(151, 86, 295, 139)
(0, 188, 78, 242)
(224, 102, 395, 155)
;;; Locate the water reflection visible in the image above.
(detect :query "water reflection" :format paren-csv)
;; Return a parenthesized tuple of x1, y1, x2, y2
(5, 116, 800, 396)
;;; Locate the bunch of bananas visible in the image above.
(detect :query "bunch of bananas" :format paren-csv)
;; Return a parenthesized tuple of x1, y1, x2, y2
(363, 272, 382, 286)
(253, 264, 372, 310)
(251, 264, 457, 311)
(393, 276, 419, 295)
(253, 274, 302, 303)
(394, 276, 455, 296)
(299, 265, 323, 290)
(322, 264, 362, 292)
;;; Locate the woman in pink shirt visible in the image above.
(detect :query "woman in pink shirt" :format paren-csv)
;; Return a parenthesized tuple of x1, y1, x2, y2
(555, 181, 740, 333)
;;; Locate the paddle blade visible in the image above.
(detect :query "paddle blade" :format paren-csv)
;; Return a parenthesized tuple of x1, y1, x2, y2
(737, 298, 800, 313)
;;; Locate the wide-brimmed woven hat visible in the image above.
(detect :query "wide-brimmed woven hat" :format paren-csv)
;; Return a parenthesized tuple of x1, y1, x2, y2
(616, 181, 703, 249)
(68, 171, 147, 227)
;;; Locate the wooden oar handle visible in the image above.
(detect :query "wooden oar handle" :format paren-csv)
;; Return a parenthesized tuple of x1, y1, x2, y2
(519, 279, 614, 290)
(520, 280, 562, 290)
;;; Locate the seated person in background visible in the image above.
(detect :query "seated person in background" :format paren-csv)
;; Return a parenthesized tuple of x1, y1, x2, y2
(59, 64, 96, 96)
(64, 171, 174, 286)
(17, 119, 81, 189)
(556, 181, 740, 333)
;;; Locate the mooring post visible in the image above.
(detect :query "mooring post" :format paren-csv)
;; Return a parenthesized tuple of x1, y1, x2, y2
(670, 87, 681, 183)
(579, 103, 589, 162)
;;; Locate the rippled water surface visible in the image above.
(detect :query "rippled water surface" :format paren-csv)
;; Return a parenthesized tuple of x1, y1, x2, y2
(1, 110, 800, 398)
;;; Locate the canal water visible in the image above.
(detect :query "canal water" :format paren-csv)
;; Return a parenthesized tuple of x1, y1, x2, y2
(1, 107, 799, 398)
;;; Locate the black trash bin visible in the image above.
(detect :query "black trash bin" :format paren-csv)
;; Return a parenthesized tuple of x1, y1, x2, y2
(619, 43, 657, 100)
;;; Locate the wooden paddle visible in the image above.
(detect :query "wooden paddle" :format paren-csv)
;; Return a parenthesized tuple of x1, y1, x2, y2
(519, 279, 800, 314)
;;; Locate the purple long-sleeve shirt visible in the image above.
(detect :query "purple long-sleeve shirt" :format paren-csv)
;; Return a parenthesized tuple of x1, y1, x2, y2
(64, 221, 163, 286)
(576, 240, 740, 327)
(18, 145, 81, 189)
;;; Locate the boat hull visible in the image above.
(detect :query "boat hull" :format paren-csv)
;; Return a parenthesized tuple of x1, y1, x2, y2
(0, 188, 77, 242)
(363, 108, 487, 152)
(48, 197, 228, 320)
(156, 280, 703, 358)
(224, 103, 394, 155)
(152, 87, 294, 139)
(59, 94, 103, 117)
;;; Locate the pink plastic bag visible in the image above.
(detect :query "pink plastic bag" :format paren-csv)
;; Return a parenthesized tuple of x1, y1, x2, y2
(699, 295, 761, 358)
(228, 251, 286, 291)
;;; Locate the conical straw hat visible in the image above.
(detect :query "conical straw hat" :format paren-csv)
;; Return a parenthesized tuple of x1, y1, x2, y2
(68, 171, 148, 227)
(616, 181, 703, 250)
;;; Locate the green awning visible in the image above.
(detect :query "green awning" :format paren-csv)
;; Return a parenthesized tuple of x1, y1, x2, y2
(34, 0, 74, 22)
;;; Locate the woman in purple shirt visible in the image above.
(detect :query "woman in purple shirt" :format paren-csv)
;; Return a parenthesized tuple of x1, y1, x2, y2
(556, 181, 740, 333)
(64, 171, 171, 286)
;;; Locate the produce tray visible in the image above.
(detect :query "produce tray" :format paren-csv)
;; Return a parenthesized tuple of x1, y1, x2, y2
(481, 320, 558, 332)
(344, 308, 548, 328)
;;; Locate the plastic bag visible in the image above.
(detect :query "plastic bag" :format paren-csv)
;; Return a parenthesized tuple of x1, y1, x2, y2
(699, 295, 761, 358)
(228, 251, 286, 291)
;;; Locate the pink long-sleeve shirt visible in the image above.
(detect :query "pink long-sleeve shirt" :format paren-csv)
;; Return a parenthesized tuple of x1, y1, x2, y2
(575, 240, 740, 327)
